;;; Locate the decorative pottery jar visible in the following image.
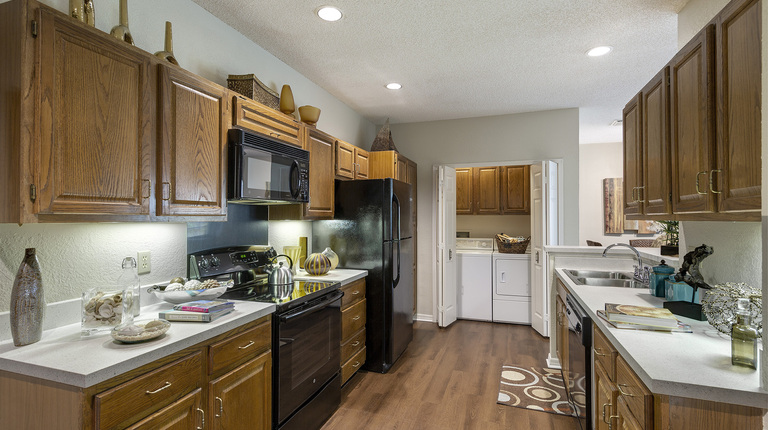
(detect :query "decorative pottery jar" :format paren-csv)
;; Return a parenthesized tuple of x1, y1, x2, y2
(305, 253, 331, 276)
(321, 247, 339, 270)
(10, 248, 45, 346)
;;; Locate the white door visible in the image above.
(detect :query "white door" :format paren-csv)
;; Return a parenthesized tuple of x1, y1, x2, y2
(437, 166, 457, 327)
(530, 163, 547, 336)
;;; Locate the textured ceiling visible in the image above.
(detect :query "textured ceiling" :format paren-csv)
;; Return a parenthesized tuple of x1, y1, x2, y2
(191, 0, 689, 144)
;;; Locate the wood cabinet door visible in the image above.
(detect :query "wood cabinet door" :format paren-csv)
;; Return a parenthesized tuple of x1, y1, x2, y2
(501, 165, 530, 214)
(210, 351, 272, 430)
(232, 96, 301, 147)
(396, 156, 408, 182)
(623, 95, 643, 216)
(669, 26, 715, 215)
(456, 168, 473, 214)
(157, 65, 227, 218)
(616, 397, 644, 430)
(355, 148, 370, 179)
(36, 9, 152, 218)
(715, 0, 761, 213)
(303, 128, 335, 219)
(473, 166, 501, 214)
(595, 362, 619, 430)
(642, 69, 672, 215)
(335, 140, 355, 179)
(127, 389, 203, 430)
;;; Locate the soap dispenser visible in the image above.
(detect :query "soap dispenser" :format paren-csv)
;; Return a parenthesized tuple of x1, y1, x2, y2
(731, 298, 757, 369)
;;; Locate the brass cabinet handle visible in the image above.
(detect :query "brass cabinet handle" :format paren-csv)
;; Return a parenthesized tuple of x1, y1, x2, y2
(618, 383, 638, 397)
(162, 182, 171, 201)
(352, 361, 361, 368)
(608, 413, 619, 430)
(196, 408, 205, 429)
(145, 381, 171, 394)
(351, 290, 360, 295)
(270, 132, 281, 138)
(142, 179, 151, 199)
(352, 316, 361, 321)
(602, 403, 611, 423)
(709, 169, 722, 194)
(594, 347, 607, 357)
(215, 396, 223, 418)
(636, 186, 645, 203)
(238, 340, 255, 350)
(695, 171, 708, 195)
(351, 341, 360, 347)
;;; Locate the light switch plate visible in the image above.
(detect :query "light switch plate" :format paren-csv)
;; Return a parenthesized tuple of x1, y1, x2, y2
(137, 251, 151, 275)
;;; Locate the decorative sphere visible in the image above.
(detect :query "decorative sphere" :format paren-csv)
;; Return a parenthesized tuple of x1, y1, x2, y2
(305, 253, 331, 275)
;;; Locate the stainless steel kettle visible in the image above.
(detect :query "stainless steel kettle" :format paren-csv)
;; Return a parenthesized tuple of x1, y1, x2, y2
(267, 254, 294, 286)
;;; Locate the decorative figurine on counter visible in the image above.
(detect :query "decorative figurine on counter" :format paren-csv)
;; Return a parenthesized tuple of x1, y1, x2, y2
(664, 244, 714, 320)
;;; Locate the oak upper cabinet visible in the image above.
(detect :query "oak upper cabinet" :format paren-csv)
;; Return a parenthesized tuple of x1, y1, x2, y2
(669, 25, 715, 215)
(501, 165, 530, 214)
(335, 139, 369, 179)
(157, 65, 228, 219)
(474, 166, 501, 214)
(35, 6, 153, 221)
(455, 168, 474, 214)
(369, 150, 413, 184)
(303, 127, 335, 219)
(714, 0, 761, 214)
(641, 68, 672, 216)
(623, 94, 643, 216)
(232, 96, 301, 147)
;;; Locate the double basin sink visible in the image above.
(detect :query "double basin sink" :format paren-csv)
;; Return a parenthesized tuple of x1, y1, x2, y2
(564, 269, 645, 288)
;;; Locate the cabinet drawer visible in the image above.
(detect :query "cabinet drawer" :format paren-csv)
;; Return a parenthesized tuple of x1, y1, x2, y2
(616, 355, 653, 428)
(341, 327, 366, 364)
(95, 352, 202, 430)
(593, 326, 617, 382)
(341, 298, 366, 339)
(341, 346, 366, 385)
(126, 388, 202, 430)
(209, 317, 271, 375)
(232, 97, 301, 147)
(340, 279, 366, 309)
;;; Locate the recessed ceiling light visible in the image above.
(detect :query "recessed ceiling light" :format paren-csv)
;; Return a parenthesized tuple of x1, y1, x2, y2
(386, 83, 402, 90)
(587, 46, 612, 57)
(316, 6, 342, 22)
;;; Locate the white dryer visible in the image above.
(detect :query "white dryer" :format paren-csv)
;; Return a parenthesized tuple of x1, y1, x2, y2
(456, 238, 493, 321)
(492, 252, 531, 324)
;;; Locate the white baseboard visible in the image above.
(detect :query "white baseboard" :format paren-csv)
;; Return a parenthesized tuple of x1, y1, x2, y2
(414, 313, 435, 322)
(546, 353, 561, 369)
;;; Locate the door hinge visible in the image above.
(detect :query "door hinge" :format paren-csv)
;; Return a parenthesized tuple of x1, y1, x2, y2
(31, 20, 38, 38)
(29, 184, 36, 202)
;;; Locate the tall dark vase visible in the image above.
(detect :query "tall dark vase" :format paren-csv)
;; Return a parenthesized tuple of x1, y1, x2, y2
(10, 248, 45, 346)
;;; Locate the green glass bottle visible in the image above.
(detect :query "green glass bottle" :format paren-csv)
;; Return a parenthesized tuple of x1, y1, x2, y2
(731, 298, 757, 369)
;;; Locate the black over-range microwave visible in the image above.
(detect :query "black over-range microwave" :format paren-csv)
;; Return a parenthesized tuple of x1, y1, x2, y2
(227, 129, 310, 204)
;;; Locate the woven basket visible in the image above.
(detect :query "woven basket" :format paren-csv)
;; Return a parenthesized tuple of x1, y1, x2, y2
(495, 236, 530, 254)
(227, 74, 279, 110)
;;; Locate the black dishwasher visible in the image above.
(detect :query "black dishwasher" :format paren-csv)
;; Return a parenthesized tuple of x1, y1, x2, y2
(565, 294, 592, 430)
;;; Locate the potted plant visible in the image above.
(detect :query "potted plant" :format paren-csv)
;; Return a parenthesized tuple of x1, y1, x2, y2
(656, 220, 679, 256)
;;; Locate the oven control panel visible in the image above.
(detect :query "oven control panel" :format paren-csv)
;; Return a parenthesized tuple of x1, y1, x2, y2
(188, 246, 277, 278)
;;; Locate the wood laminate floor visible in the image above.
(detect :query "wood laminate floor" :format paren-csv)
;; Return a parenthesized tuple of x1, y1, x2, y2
(322, 320, 580, 430)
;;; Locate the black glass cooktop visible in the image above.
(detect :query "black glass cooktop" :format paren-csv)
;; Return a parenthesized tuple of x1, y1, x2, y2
(218, 280, 340, 311)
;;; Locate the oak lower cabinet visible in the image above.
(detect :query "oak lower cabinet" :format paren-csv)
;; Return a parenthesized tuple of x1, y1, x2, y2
(593, 325, 764, 430)
(335, 140, 369, 179)
(232, 95, 302, 147)
(0, 315, 272, 430)
(340, 278, 367, 385)
(500, 165, 530, 214)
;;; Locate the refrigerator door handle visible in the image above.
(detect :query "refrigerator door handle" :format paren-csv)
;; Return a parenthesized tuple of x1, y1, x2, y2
(392, 193, 402, 241)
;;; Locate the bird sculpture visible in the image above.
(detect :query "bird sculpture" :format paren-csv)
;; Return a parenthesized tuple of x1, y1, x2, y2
(674, 244, 714, 302)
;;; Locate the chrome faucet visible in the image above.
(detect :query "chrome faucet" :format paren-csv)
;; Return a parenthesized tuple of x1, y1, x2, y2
(602, 243, 650, 285)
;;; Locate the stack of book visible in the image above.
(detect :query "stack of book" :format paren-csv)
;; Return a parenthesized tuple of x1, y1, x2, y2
(159, 300, 235, 322)
(597, 303, 692, 333)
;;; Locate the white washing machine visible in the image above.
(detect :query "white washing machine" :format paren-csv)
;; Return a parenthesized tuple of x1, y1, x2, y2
(456, 238, 493, 321)
(492, 252, 531, 324)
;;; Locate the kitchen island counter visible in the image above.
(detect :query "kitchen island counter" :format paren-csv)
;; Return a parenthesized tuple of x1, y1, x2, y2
(0, 301, 275, 388)
(555, 268, 767, 409)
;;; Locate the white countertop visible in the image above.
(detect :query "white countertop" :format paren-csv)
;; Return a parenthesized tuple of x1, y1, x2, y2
(0, 301, 275, 388)
(294, 268, 368, 285)
(546, 245, 678, 265)
(555, 268, 767, 409)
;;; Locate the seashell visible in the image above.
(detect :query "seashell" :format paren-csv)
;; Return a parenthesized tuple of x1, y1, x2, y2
(98, 303, 115, 319)
(183, 280, 202, 290)
(145, 320, 165, 330)
(116, 324, 143, 336)
(199, 279, 219, 290)
(166, 282, 184, 291)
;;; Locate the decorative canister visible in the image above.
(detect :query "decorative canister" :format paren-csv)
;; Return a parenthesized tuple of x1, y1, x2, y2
(665, 276, 700, 304)
(305, 253, 331, 276)
(81, 289, 130, 336)
(10, 248, 45, 347)
(321, 247, 339, 270)
(649, 260, 675, 297)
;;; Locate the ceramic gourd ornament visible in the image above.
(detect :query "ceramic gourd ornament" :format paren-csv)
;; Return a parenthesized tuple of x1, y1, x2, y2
(305, 253, 331, 276)
(321, 247, 339, 270)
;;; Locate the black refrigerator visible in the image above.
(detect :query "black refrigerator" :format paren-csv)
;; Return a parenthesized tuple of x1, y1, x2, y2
(313, 178, 414, 373)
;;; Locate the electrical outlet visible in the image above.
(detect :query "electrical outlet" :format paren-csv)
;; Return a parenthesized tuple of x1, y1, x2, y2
(137, 251, 151, 275)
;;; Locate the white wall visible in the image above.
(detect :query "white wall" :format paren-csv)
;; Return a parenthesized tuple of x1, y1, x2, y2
(389, 108, 579, 319)
(677, 0, 729, 48)
(578, 142, 657, 246)
(0, 0, 374, 313)
(456, 215, 530, 239)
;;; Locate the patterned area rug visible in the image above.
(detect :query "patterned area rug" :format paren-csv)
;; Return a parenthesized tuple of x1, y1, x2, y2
(497, 365, 584, 418)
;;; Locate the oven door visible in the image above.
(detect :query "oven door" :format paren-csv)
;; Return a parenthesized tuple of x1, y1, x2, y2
(276, 290, 342, 424)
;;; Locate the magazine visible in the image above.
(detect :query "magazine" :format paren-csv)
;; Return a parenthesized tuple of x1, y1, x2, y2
(172, 300, 235, 313)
